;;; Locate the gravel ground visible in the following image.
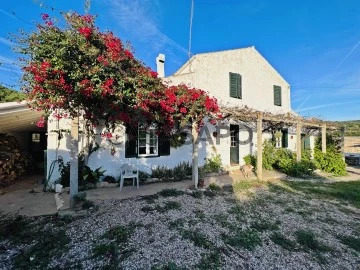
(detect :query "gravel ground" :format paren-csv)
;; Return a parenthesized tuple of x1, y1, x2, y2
(0, 179, 359, 270)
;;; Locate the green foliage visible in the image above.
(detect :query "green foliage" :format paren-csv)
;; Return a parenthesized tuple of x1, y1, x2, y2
(151, 165, 173, 182)
(82, 165, 106, 185)
(314, 149, 346, 176)
(151, 262, 186, 270)
(14, 230, 70, 269)
(103, 223, 138, 244)
(93, 243, 116, 258)
(250, 219, 280, 232)
(223, 228, 262, 251)
(158, 188, 184, 197)
(169, 131, 188, 148)
(337, 235, 360, 252)
(243, 154, 257, 167)
(202, 149, 223, 174)
(315, 133, 341, 152)
(103, 175, 117, 183)
(295, 230, 332, 252)
(180, 229, 214, 249)
(261, 139, 316, 177)
(0, 85, 26, 102)
(262, 140, 277, 170)
(208, 183, 221, 191)
(338, 120, 360, 136)
(139, 171, 151, 182)
(196, 250, 221, 270)
(285, 180, 360, 208)
(270, 232, 297, 251)
(172, 162, 192, 181)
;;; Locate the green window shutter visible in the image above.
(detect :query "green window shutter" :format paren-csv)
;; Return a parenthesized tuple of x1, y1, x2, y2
(282, 129, 288, 148)
(229, 72, 242, 99)
(158, 135, 170, 156)
(125, 126, 138, 158)
(274, 85, 282, 106)
(238, 74, 242, 99)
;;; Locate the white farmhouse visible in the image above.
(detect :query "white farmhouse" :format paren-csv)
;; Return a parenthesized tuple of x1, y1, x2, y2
(46, 47, 312, 185)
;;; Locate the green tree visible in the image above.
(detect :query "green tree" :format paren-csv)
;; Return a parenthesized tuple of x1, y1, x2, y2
(0, 85, 26, 102)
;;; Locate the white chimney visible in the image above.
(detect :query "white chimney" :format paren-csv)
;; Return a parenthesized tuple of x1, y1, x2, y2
(156, 53, 165, 78)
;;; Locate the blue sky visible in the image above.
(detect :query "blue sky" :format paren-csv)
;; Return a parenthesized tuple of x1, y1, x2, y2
(0, 0, 359, 121)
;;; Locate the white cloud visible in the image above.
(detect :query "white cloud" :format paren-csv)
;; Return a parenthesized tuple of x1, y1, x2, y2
(105, 0, 187, 57)
(296, 100, 360, 113)
(0, 37, 16, 48)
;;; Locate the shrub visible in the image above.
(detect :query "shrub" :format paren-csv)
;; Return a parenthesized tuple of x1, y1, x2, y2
(103, 175, 117, 183)
(151, 165, 173, 182)
(314, 149, 346, 176)
(202, 148, 223, 173)
(243, 154, 257, 168)
(173, 162, 192, 181)
(262, 140, 277, 170)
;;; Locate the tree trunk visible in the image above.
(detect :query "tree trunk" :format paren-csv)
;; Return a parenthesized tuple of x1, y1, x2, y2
(70, 116, 79, 208)
(192, 122, 199, 189)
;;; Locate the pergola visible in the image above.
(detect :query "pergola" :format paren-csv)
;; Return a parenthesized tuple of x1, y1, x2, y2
(220, 106, 345, 179)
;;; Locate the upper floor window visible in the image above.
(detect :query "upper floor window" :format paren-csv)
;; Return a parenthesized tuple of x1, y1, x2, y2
(229, 72, 242, 99)
(273, 85, 282, 106)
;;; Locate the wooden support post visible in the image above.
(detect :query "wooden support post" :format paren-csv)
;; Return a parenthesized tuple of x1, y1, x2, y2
(256, 113, 263, 179)
(70, 116, 79, 208)
(296, 123, 302, 162)
(340, 126, 345, 161)
(192, 122, 199, 189)
(321, 124, 327, 153)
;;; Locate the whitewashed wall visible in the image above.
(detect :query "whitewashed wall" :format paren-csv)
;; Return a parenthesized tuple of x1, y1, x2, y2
(166, 47, 291, 114)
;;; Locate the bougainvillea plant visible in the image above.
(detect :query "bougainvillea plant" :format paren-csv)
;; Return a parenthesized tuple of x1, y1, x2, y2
(138, 84, 221, 134)
(20, 12, 166, 129)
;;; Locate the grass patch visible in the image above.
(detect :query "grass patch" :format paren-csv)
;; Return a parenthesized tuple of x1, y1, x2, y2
(223, 229, 261, 251)
(138, 194, 160, 204)
(103, 223, 139, 244)
(213, 214, 232, 228)
(337, 235, 360, 252)
(285, 180, 360, 208)
(151, 262, 186, 270)
(158, 189, 184, 197)
(295, 230, 332, 252)
(250, 219, 280, 232)
(168, 218, 185, 230)
(14, 229, 70, 269)
(194, 209, 206, 220)
(181, 229, 214, 250)
(189, 190, 203, 199)
(203, 190, 216, 197)
(0, 215, 34, 243)
(208, 183, 221, 191)
(93, 243, 116, 258)
(196, 250, 221, 270)
(233, 180, 266, 192)
(270, 232, 297, 251)
(142, 201, 182, 213)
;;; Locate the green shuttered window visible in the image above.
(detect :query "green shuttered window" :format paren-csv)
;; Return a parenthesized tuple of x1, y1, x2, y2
(125, 125, 170, 158)
(274, 85, 282, 106)
(229, 72, 242, 99)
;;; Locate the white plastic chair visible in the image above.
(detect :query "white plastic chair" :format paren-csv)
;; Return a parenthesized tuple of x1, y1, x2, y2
(119, 163, 139, 191)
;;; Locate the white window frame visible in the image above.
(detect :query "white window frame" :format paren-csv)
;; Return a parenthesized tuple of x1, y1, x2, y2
(138, 124, 158, 157)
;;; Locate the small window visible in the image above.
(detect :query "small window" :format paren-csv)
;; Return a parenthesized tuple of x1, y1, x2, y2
(32, 133, 40, 142)
(274, 85, 282, 106)
(138, 124, 158, 157)
(229, 72, 242, 99)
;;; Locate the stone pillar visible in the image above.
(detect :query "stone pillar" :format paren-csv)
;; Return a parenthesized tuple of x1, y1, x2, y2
(70, 116, 79, 208)
(321, 124, 327, 153)
(296, 123, 302, 162)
